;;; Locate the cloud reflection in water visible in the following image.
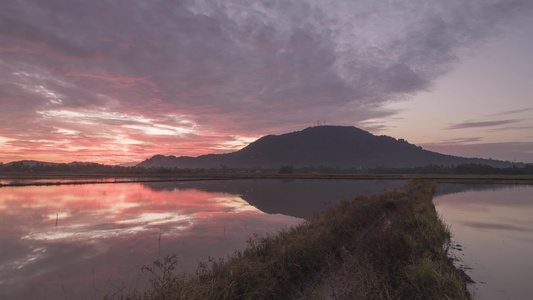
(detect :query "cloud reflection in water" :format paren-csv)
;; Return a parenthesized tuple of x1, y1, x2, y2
(0, 182, 302, 299)
(434, 184, 533, 300)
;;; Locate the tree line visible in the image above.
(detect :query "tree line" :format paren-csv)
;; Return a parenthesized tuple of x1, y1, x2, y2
(365, 163, 533, 175)
(1, 161, 532, 175)
(0, 162, 145, 174)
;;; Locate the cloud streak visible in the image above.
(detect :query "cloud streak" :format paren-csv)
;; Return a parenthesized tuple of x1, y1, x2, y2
(446, 119, 522, 130)
(1, 0, 533, 163)
(492, 108, 533, 116)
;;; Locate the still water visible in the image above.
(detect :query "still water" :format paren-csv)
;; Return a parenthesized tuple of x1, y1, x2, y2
(434, 183, 533, 300)
(0, 179, 404, 299)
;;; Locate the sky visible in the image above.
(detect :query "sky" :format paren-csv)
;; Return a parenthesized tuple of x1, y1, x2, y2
(1, 0, 533, 165)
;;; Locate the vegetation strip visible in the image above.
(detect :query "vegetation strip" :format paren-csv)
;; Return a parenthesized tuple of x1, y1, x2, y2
(2, 172, 532, 187)
(118, 180, 471, 300)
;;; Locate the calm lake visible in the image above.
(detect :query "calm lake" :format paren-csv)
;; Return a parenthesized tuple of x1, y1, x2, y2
(0, 179, 405, 299)
(434, 183, 533, 300)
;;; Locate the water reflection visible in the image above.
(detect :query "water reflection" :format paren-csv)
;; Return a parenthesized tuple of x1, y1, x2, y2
(0, 177, 146, 186)
(0, 183, 301, 299)
(143, 179, 406, 220)
(434, 182, 522, 197)
(434, 184, 533, 300)
(0, 179, 404, 299)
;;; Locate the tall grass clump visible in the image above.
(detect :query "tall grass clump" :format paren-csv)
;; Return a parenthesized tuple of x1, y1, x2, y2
(117, 180, 471, 300)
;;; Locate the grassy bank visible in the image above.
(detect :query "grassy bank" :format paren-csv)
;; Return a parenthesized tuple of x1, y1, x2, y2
(117, 180, 470, 300)
(2, 171, 532, 187)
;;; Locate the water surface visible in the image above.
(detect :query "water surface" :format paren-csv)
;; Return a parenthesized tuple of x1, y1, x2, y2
(0, 179, 404, 299)
(434, 183, 533, 300)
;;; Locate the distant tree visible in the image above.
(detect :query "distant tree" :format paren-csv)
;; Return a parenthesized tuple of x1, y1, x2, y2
(455, 163, 495, 175)
(11, 161, 26, 171)
(278, 165, 294, 174)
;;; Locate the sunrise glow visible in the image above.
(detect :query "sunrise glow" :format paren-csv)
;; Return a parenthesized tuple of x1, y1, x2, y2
(1, 1, 532, 164)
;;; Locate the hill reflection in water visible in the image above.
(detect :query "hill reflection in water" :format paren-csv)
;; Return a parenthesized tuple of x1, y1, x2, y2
(143, 179, 407, 220)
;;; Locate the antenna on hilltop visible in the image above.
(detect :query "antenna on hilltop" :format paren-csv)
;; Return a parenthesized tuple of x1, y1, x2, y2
(314, 120, 326, 127)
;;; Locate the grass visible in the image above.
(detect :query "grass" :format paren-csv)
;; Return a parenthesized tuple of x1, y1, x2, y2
(306, 180, 471, 299)
(113, 180, 471, 300)
(2, 171, 532, 188)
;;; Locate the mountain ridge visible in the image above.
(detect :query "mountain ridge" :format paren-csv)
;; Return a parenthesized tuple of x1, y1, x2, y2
(137, 126, 521, 169)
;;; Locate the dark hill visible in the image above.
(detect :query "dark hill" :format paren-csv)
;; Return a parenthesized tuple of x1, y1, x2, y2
(137, 126, 519, 169)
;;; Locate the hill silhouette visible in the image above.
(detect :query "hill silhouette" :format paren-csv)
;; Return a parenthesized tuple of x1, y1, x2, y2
(137, 126, 518, 169)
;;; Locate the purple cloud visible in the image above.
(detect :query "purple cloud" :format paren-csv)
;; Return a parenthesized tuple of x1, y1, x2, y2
(1, 0, 532, 163)
(493, 108, 533, 116)
(446, 119, 522, 130)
